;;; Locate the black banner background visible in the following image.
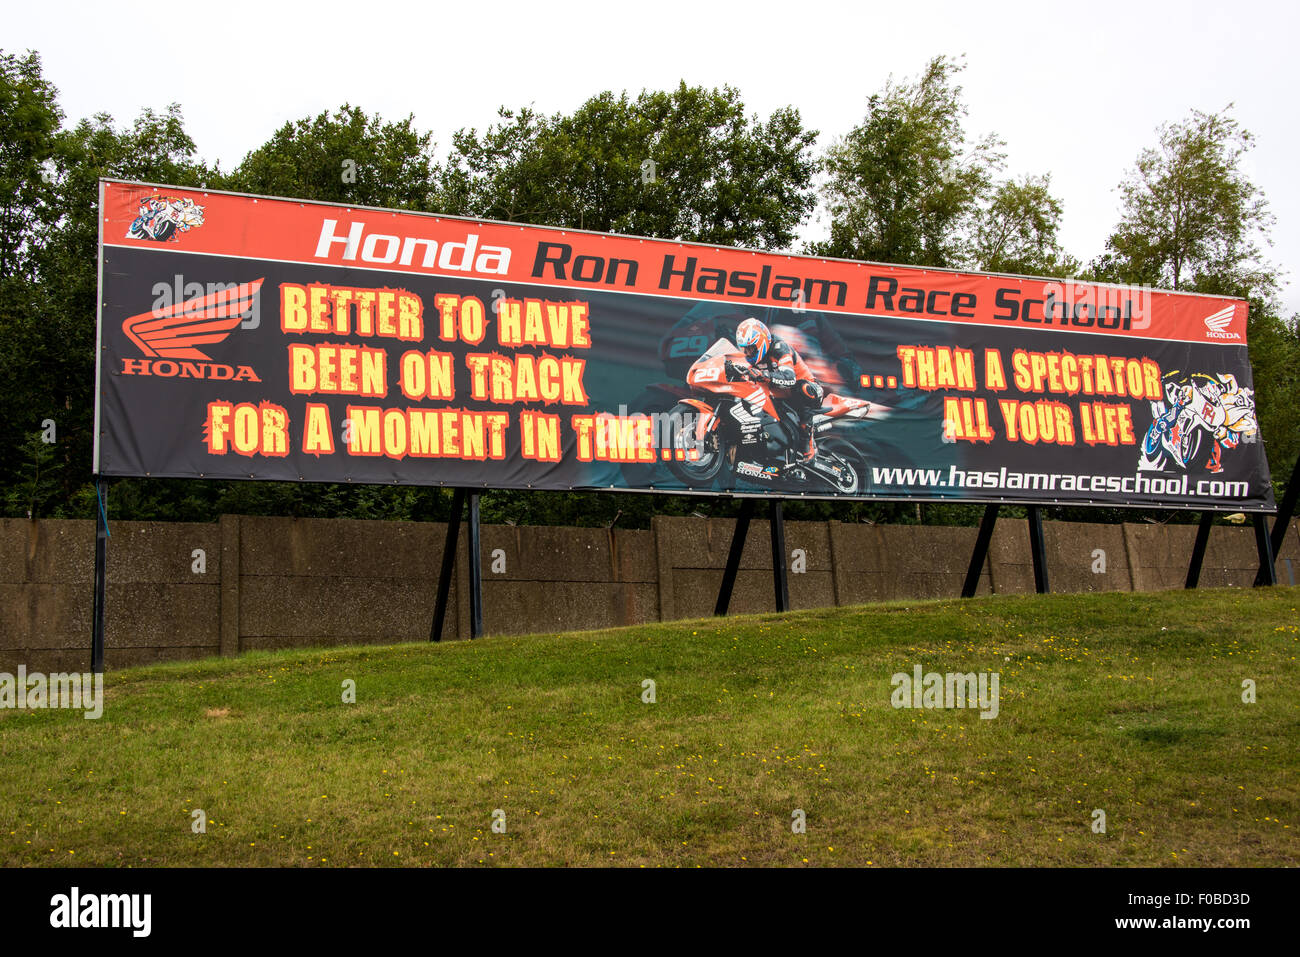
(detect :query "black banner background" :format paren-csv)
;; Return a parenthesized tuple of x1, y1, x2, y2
(97, 244, 1274, 511)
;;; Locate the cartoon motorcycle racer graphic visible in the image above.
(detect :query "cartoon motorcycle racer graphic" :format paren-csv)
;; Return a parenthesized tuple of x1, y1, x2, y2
(1205, 373, 1259, 472)
(1140, 371, 1257, 473)
(127, 196, 206, 242)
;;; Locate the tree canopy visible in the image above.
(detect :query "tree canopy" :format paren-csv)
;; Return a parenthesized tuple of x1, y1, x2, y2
(440, 83, 819, 249)
(1105, 107, 1274, 296)
(227, 105, 441, 211)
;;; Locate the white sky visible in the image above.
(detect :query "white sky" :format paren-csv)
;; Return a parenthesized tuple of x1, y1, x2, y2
(9, 0, 1299, 314)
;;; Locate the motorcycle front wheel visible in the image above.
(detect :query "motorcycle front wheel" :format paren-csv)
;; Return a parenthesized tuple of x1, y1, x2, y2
(617, 386, 683, 489)
(665, 402, 725, 487)
(1179, 426, 1213, 472)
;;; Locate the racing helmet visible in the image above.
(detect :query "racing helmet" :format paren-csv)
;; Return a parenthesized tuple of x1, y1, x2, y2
(736, 317, 772, 364)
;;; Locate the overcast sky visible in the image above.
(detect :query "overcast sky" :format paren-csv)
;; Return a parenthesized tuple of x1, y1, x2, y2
(9, 0, 1298, 313)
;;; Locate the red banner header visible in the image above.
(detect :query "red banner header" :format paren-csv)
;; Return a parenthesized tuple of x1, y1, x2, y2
(103, 180, 1248, 346)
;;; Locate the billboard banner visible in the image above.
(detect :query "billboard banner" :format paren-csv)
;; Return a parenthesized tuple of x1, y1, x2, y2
(95, 180, 1275, 510)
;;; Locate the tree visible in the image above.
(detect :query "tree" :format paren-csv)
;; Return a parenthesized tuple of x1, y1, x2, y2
(0, 49, 64, 508)
(811, 56, 1071, 528)
(0, 50, 62, 283)
(970, 174, 1078, 277)
(1101, 106, 1296, 485)
(1106, 106, 1274, 295)
(2, 430, 63, 518)
(0, 49, 213, 520)
(814, 55, 1004, 267)
(1244, 306, 1300, 478)
(30, 105, 208, 516)
(434, 84, 820, 528)
(226, 105, 441, 210)
(442, 83, 819, 249)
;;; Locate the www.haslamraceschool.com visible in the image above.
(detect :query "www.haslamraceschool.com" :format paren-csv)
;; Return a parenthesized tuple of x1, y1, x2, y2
(870, 465, 1251, 500)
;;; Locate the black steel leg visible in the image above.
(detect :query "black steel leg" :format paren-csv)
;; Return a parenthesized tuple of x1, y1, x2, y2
(715, 499, 755, 616)
(430, 488, 466, 641)
(962, 504, 999, 598)
(770, 499, 789, 612)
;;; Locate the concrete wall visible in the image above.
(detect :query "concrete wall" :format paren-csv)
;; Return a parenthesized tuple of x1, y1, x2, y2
(0, 518, 221, 672)
(1, 513, 1296, 671)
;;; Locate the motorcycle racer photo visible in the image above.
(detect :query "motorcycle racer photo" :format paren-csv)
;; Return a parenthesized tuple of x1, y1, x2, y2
(663, 322, 874, 495)
(613, 302, 868, 488)
(657, 303, 862, 389)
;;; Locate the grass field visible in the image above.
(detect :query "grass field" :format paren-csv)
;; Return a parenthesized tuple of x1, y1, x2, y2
(1, 587, 1297, 867)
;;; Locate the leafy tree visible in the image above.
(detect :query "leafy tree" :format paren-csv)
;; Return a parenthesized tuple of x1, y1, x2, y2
(2, 430, 62, 518)
(429, 84, 820, 528)
(1243, 306, 1300, 480)
(442, 83, 819, 249)
(0, 50, 62, 282)
(1100, 106, 1296, 488)
(0, 49, 64, 507)
(153, 105, 449, 523)
(813, 55, 1004, 268)
(0, 45, 212, 521)
(1105, 106, 1275, 295)
(29, 105, 208, 517)
(812, 56, 1072, 528)
(226, 105, 441, 210)
(970, 174, 1078, 277)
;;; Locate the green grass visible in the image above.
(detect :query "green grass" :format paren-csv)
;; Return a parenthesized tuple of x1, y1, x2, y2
(1, 588, 1297, 867)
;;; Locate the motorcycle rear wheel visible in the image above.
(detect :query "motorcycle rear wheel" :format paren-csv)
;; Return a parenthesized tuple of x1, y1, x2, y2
(811, 436, 867, 495)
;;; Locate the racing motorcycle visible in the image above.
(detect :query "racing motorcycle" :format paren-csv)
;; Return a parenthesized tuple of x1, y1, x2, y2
(128, 197, 204, 242)
(618, 311, 866, 489)
(129, 200, 179, 242)
(666, 338, 871, 494)
(1139, 374, 1257, 473)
